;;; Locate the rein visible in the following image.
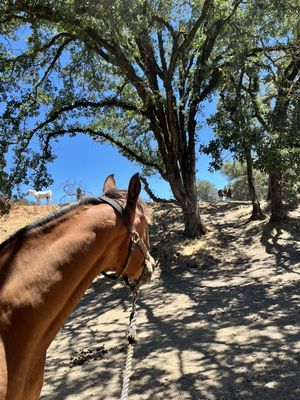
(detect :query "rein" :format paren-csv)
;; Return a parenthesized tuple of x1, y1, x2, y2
(120, 291, 139, 400)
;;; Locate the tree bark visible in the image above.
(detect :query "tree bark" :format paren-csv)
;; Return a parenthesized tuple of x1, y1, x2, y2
(269, 172, 287, 222)
(141, 174, 206, 237)
(182, 202, 207, 237)
(246, 154, 266, 220)
(267, 176, 271, 201)
(169, 174, 207, 238)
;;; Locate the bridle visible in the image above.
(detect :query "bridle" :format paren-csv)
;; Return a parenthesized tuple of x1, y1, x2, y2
(98, 195, 154, 292)
(92, 194, 154, 399)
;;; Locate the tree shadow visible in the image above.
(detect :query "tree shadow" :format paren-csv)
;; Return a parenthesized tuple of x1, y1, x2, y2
(260, 217, 300, 275)
(41, 278, 134, 399)
(130, 275, 300, 400)
(41, 201, 300, 400)
(42, 264, 300, 399)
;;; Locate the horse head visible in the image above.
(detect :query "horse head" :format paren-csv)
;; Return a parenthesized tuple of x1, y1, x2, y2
(102, 173, 156, 291)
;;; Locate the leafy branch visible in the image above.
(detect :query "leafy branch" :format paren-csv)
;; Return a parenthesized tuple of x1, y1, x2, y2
(32, 99, 147, 134)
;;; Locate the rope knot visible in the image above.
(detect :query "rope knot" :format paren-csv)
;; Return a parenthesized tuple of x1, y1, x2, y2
(126, 315, 138, 344)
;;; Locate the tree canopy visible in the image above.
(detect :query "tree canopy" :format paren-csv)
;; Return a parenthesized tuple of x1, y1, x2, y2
(201, 0, 300, 219)
(0, 0, 247, 236)
(221, 162, 268, 201)
(196, 179, 217, 201)
(0, 0, 299, 231)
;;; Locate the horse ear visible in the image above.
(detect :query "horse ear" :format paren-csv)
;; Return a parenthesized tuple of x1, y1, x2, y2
(125, 173, 141, 227)
(102, 174, 116, 193)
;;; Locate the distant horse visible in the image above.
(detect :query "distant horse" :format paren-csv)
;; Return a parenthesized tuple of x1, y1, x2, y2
(0, 173, 155, 400)
(27, 189, 52, 204)
(218, 187, 232, 201)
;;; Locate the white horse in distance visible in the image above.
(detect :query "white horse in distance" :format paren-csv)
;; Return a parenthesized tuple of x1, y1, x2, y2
(27, 189, 52, 204)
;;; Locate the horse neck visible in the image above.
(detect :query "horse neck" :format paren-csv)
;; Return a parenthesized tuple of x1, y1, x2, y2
(0, 204, 126, 342)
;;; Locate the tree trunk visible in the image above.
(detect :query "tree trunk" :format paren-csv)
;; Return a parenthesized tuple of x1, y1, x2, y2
(141, 174, 206, 238)
(246, 155, 266, 220)
(182, 200, 207, 238)
(269, 172, 287, 222)
(180, 176, 207, 237)
(267, 176, 271, 201)
(168, 171, 207, 238)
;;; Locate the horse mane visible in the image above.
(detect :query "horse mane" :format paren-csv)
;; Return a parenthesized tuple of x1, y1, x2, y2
(0, 189, 152, 251)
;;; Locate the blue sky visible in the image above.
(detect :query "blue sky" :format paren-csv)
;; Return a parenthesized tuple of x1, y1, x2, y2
(42, 127, 229, 204)
(20, 99, 230, 204)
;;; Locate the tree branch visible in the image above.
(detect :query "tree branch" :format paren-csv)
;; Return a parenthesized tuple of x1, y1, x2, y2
(140, 176, 178, 205)
(135, 35, 163, 87)
(198, 66, 223, 102)
(189, 2, 241, 109)
(168, 0, 214, 76)
(152, 14, 176, 39)
(242, 80, 271, 132)
(84, 27, 150, 102)
(33, 99, 147, 133)
(0, 32, 75, 64)
(245, 41, 300, 58)
(157, 30, 167, 73)
(34, 37, 75, 92)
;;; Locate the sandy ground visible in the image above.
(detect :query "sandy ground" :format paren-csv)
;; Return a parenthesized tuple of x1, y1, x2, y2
(0, 201, 299, 399)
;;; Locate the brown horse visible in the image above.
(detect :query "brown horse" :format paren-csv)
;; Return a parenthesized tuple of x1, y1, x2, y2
(0, 173, 155, 400)
(218, 187, 232, 201)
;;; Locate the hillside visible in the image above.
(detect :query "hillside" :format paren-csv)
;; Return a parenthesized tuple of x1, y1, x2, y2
(0, 201, 299, 399)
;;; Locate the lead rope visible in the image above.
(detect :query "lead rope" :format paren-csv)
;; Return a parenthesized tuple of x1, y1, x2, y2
(120, 291, 139, 400)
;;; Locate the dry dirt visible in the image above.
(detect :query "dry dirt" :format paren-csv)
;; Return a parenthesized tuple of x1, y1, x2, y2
(0, 201, 299, 400)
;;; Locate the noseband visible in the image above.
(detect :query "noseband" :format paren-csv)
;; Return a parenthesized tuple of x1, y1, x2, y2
(97, 195, 154, 292)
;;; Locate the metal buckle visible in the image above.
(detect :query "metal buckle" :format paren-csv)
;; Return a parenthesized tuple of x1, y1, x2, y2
(130, 230, 140, 244)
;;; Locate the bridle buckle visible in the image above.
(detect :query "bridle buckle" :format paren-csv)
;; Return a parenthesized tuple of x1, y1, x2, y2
(130, 230, 140, 244)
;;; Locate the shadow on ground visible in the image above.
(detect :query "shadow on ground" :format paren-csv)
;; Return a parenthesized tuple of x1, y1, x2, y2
(42, 201, 300, 400)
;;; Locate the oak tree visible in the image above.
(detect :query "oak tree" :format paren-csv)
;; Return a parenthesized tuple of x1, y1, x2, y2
(0, 0, 243, 237)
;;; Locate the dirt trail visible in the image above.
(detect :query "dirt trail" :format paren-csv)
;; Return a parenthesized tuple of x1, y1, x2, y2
(1, 201, 299, 399)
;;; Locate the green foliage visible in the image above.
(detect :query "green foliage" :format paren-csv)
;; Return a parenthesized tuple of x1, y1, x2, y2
(282, 169, 300, 200)
(203, 0, 300, 207)
(196, 179, 217, 201)
(0, 0, 299, 224)
(0, 0, 246, 216)
(0, 142, 10, 207)
(221, 162, 268, 201)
